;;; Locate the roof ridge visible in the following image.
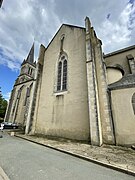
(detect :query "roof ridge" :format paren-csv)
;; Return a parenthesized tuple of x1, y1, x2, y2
(104, 44, 135, 57)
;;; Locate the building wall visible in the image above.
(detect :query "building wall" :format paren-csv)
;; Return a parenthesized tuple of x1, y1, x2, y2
(29, 45, 45, 134)
(14, 85, 26, 124)
(93, 44, 115, 145)
(34, 25, 90, 141)
(105, 48, 135, 75)
(4, 19, 135, 147)
(6, 81, 34, 126)
(106, 68, 123, 84)
(111, 88, 135, 146)
(5, 42, 36, 128)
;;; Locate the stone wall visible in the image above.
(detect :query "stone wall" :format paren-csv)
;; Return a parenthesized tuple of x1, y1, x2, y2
(111, 88, 135, 146)
(34, 25, 90, 141)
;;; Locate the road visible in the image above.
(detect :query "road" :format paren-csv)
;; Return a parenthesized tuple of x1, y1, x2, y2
(0, 132, 134, 180)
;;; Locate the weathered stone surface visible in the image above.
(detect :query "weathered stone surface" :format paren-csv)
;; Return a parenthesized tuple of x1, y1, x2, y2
(16, 134, 135, 173)
(109, 74, 135, 90)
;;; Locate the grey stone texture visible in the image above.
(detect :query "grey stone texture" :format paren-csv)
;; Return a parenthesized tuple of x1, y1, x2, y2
(4, 17, 135, 147)
(15, 133, 135, 174)
(1, 132, 135, 180)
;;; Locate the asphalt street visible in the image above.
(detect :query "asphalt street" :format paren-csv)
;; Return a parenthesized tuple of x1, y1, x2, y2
(0, 133, 134, 180)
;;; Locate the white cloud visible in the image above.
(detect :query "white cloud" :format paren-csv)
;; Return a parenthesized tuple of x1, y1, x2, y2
(3, 92, 11, 101)
(0, 0, 61, 71)
(98, 1, 135, 53)
(0, 0, 134, 70)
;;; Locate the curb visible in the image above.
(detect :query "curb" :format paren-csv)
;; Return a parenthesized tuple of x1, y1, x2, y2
(15, 135, 135, 177)
(0, 167, 10, 180)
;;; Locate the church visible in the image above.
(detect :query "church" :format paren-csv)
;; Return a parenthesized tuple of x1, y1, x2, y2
(5, 17, 135, 146)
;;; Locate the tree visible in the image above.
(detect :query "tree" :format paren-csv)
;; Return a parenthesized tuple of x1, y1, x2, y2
(0, 87, 8, 121)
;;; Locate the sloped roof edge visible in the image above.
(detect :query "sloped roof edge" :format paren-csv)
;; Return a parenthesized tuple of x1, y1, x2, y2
(104, 44, 135, 58)
(46, 24, 85, 50)
(108, 74, 135, 90)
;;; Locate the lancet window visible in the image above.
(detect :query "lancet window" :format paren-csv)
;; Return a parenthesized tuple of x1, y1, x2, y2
(57, 55, 67, 91)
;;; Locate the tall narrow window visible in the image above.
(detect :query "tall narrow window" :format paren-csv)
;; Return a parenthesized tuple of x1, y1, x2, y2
(24, 87, 30, 106)
(30, 68, 33, 75)
(57, 55, 68, 91)
(24, 83, 33, 106)
(28, 67, 30, 74)
(62, 60, 67, 90)
(132, 93, 135, 114)
(60, 35, 65, 52)
(17, 86, 24, 99)
(17, 90, 21, 99)
(57, 62, 62, 91)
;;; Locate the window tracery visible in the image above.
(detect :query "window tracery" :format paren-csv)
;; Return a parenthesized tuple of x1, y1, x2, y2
(57, 55, 67, 91)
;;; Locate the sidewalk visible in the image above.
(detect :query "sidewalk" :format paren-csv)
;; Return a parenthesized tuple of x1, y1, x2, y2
(15, 133, 135, 176)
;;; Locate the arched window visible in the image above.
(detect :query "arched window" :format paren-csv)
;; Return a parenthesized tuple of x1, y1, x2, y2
(17, 85, 24, 99)
(62, 60, 67, 90)
(24, 83, 33, 106)
(132, 93, 135, 114)
(57, 55, 67, 91)
(24, 87, 30, 106)
(57, 62, 62, 91)
(28, 67, 30, 74)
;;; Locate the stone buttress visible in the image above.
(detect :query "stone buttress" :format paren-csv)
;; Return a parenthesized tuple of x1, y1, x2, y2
(27, 44, 46, 134)
(85, 17, 115, 145)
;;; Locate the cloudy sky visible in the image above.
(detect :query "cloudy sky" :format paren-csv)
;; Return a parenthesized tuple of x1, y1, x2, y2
(0, 0, 135, 100)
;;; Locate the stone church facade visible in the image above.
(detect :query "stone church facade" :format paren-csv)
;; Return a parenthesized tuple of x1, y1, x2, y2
(5, 17, 135, 146)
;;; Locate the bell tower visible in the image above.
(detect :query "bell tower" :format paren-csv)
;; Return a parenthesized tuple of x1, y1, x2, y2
(15, 43, 36, 85)
(4, 43, 37, 127)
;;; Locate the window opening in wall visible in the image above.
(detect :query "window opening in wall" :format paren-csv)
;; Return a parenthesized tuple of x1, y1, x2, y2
(24, 83, 33, 106)
(12, 106, 15, 115)
(62, 60, 67, 90)
(57, 55, 67, 91)
(57, 62, 62, 91)
(17, 86, 24, 99)
(30, 68, 33, 75)
(28, 67, 30, 75)
(24, 87, 30, 106)
(17, 90, 21, 99)
(132, 93, 135, 114)
(60, 34, 65, 52)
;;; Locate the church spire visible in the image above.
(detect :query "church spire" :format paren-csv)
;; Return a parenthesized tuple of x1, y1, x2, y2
(26, 43, 34, 64)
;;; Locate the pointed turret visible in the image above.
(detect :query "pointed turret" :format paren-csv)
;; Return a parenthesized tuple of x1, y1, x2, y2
(26, 43, 34, 64)
(85, 16, 91, 33)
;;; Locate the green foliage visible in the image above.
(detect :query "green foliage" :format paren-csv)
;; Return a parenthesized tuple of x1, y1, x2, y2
(0, 87, 8, 119)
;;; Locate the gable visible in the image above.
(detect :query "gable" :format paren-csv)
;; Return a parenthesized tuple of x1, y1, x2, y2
(45, 24, 85, 52)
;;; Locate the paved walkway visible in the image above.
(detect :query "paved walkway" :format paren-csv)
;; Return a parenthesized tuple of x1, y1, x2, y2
(15, 133, 135, 176)
(2, 133, 135, 180)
